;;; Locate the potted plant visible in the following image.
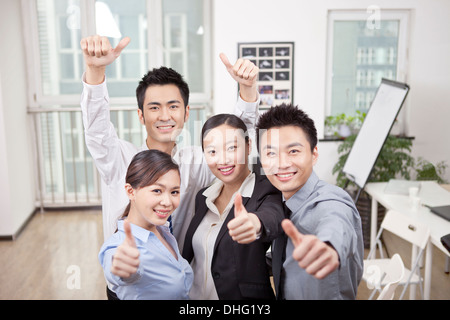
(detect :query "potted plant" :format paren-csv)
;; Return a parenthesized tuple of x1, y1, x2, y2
(332, 134, 414, 247)
(332, 134, 414, 189)
(413, 157, 448, 183)
(324, 111, 366, 138)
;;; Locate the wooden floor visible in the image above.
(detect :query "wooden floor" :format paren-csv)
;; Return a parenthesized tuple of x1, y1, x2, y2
(0, 209, 106, 300)
(0, 209, 448, 300)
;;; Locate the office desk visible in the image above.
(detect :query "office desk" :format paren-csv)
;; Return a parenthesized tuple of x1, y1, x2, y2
(365, 181, 450, 300)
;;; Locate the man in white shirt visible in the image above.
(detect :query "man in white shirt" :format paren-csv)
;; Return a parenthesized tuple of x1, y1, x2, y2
(80, 35, 260, 251)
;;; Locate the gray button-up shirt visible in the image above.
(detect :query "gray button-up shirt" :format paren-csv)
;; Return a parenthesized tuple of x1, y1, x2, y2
(282, 171, 364, 299)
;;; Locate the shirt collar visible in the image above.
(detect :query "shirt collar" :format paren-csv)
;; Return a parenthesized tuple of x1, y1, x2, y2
(117, 219, 155, 243)
(203, 171, 255, 200)
(141, 142, 178, 156)
(285, 171, 319, 211)
(202, 172, 255, 215)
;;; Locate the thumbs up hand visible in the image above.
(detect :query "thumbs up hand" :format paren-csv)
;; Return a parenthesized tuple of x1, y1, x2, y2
(227, 193, 262, 244)
(81, 35, 130, 84)
(220, 53, 259, 102)
(111, 219, 140, 279)
(281, 219, 339, 280)
(81, 35, 130, 68)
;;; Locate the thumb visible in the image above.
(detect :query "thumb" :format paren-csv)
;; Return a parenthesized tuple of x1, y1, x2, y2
(113, 37, 130, 56)
(234, 193, 246, 217)
(281, 219, 303, 247)
(219, 53, 233, 70)
(123, 219, 137, 248)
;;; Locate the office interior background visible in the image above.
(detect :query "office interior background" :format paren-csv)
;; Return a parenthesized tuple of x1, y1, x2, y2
(0, 0, 449, 299)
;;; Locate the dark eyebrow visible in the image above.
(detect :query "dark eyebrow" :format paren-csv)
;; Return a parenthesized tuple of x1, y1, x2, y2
(146, 100, 182, 106)
(263, 142, 303, 150)
(153, 183, 165, 188)
(263, 144, 275, 151)
(226, 139, 238, 145)
(287, 142, 304, 148)
(153, 183, 180, 189)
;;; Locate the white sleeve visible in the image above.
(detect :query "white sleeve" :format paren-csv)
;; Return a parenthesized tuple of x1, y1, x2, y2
(80, 73, 137, 185)
(234, 93, 260, 131)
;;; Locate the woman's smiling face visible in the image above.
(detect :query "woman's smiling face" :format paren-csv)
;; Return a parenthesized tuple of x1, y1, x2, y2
(203, 124, 251, 186)
(126, 169, 181, 231)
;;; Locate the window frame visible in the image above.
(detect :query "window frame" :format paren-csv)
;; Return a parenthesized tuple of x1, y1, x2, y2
(21, 0, 213, 108)
(20, 0, 212, 207)
(325, 9, 410, 132)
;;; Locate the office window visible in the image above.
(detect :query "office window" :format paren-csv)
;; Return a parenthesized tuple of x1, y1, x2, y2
(326, 10, 409, 117)
(23, 0, 211, 206)
(33, 0, 210, 99)
(92, 0, 149, 97)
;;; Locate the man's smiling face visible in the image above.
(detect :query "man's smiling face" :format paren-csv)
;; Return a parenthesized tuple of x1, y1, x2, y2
(138, 84, 189, 145)
(259, 125, 318, 200)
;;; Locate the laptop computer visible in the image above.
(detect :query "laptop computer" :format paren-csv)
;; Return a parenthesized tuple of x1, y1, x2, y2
(428, 205, 450, 221)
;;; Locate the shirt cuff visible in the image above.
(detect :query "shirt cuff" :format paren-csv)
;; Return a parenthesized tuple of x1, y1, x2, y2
(236, 92, 260, 113)
(82, 72, 108, 100)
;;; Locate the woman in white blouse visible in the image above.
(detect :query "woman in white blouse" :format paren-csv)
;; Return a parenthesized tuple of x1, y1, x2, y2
(182, 114, 285, 300)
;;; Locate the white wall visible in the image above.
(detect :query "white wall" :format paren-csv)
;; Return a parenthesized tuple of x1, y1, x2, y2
(0, 0, 36, 236)
(1, 0, 449, 237)
(212, 0, 450, 184)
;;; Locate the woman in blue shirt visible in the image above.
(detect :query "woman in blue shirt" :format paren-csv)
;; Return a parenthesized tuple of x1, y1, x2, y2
(98, 150, 193, 300)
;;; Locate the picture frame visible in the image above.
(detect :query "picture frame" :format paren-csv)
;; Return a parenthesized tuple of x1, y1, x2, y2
(238, 42, 294, 109)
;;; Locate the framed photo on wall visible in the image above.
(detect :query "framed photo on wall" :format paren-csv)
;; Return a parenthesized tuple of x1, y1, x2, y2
(238, 42, 294, 109)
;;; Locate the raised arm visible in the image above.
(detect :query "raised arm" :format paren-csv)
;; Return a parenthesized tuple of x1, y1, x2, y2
(80, 35, 134, 184)
(219, 53, 260, 133)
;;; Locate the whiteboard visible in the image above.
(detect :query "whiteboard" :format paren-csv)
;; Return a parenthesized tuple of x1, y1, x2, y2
(342, 78, 410, 189)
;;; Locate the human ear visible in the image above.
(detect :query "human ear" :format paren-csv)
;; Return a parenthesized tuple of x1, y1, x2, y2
(137, 109, 145, 125)
(312, 146, 319, 165)
(247, 138, 252, 155)
(184, 105, 190, 123)
(124, 183, 135, 200)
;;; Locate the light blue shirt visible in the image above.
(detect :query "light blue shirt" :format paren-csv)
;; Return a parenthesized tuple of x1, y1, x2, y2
(282, 171, 364, 300)
(99, 220, 193, 300)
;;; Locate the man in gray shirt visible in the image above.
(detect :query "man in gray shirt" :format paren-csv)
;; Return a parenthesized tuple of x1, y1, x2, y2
(256, 103, 364, 299)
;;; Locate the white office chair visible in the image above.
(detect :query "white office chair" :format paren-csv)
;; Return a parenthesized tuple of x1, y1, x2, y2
(362, 210, 430, 300)
(375, 254, 405, 300)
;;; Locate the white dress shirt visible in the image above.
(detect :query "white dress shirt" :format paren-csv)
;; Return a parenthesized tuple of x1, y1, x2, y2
(189, 172, 255, 300)
(80, 74, 259, 252)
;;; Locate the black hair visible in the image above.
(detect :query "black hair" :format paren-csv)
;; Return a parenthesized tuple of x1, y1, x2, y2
(201, 114, 249, 151)
(256, 103, 317, 152)
(136, 67, 190, 111)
